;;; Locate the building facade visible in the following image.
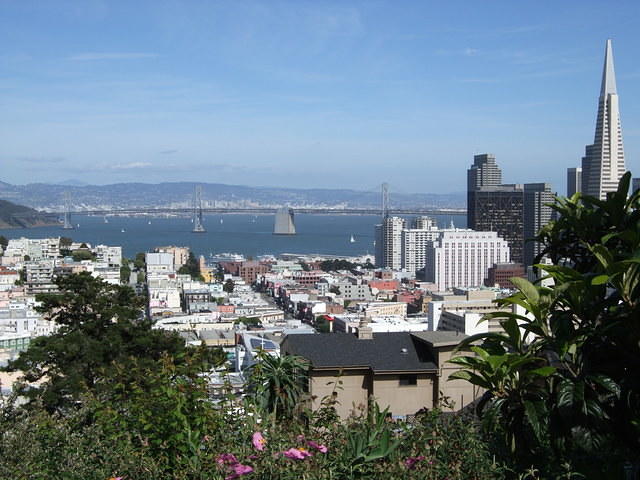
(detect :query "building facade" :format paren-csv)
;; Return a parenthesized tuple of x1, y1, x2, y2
(581, 39, 626, 200)
(424, 230, 510, 291)
(523, 183, 554, 267)
(467, 153, 502, 231)
(468, 184, 524, 264)
(567, 167, 582, 197)
(381, 216, 405, 270)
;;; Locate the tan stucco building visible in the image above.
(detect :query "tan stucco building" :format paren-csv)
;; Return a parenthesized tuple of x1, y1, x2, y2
(281, 330, 481, 419)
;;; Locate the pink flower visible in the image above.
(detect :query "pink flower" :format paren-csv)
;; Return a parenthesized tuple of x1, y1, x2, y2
(217, 453, 239, 465)
(225, 463, 254, 480)
(404, 455, 426, 470)
(296, 434, 306, 442)
(252, 432, 266, 451)
(307, 440, 328, 453)
(282, 447, 313, 460)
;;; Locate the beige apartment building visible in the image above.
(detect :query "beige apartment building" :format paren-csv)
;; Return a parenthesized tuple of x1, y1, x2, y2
(281, 330, 480, 419)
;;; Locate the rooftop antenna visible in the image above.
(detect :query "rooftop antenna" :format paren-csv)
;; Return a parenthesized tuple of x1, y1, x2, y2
(381, 183, 389, 218)
(192, 185, 206, 233)
(62, 191, 74, 230)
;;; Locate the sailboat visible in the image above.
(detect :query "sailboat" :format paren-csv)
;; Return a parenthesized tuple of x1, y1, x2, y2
(350, 234, 355, 243)
(103, 216, 108, 224)
(220, 218, 224, 224)
(121, 228, 126, 233)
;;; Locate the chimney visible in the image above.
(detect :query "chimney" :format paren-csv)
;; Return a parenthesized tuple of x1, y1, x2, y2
(357, 314, 373, 340)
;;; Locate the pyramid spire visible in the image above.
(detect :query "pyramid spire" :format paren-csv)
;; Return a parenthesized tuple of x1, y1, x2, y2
(600, 39, 617, 97)
(582, 39, 625, 200)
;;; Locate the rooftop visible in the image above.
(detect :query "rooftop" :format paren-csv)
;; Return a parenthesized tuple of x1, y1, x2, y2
(281, 331, 468, 373)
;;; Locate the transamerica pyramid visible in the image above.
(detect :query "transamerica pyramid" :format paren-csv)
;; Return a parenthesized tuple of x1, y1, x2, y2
(581, 39, 626, 200)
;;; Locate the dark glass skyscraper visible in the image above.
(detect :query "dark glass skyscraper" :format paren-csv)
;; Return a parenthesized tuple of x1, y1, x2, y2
(467, 155, 554, 267)
(467, 154, 502, 231)
(523, 183, 554, 267)
(468, 184, 524, 264)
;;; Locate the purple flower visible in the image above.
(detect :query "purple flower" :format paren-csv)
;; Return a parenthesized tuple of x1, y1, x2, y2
(307, 440, 328, 453)
(282, 447, 313, 460)
(225, 463, 253, 480)
(252, 431, 266, 451)
(404, 455, 426, 470)
(217, 453, 239, 466)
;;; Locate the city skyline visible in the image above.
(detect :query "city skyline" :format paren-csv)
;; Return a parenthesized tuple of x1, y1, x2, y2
(1, 1, 639, 193)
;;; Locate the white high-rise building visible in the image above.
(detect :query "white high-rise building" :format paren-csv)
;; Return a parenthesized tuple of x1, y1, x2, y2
(381, 216, 405, 270)
(581, 39, 626, 200)
(424, 231, 510, 291)
(401, 217, 442, 274)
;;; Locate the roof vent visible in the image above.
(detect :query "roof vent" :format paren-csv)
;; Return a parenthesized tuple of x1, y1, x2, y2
(400, 348, 408, 354)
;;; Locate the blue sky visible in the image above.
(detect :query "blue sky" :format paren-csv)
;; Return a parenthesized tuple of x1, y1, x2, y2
(1, 1, 639, 194)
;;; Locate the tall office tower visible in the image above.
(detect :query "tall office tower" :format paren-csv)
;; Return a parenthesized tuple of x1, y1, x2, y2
(523, 183, 554, 267)
(581, 39, 626, 200)
(424, 230, 510, 291)
(273, 207, 296, 235)
(401, 216, 442, 274)
(374, 224, 383, 267)
(468, 184, 524, 264)
(381, 216, 405, 270)
(467, 154, 502, 228)
(567, 167, 582, 197)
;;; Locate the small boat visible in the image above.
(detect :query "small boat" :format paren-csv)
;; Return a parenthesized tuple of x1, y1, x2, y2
(148, 220, 151, 225)
(121, 228, 125, 233)
(220, 218, 224, 224)
(76, 223, 80, 228)
(350, 235, 355, 243)
(104, 216, 108, 224)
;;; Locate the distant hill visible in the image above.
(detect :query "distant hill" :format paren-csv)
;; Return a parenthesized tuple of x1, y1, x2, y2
(0, 180, 466, 211)
(0, 199, 59, 229)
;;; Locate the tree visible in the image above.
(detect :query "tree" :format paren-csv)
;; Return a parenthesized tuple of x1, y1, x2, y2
(450, 173, 640, 476)
(4, 272, 196, 412)
(71, 249, 95, 261)
(248, 351, 309, 426)
(237, 316, 260, 327)
(177, 251, 202, 281)
(223, 278, 235, 293)
(0, 235, 7, 249)
(59, 236, 73, 247)
(134, 252, 146, 270)
(120, 261, 132, 283)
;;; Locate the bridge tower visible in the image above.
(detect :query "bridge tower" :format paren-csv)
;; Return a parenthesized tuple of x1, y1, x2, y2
(381, 183, 389, 218)
(192, 185, 206, 233)
(62, 191, 74, 230)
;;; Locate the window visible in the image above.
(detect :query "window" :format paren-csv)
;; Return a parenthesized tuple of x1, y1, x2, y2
(399, 374, 417, 386)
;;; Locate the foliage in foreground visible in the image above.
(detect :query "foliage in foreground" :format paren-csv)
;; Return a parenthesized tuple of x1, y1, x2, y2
(0, 272, 501, 479)
(451, 173, 640, 478)
(0, 391, 502, 480)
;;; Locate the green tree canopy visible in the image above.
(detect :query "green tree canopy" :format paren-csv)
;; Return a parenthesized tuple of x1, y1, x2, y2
(59, 236, 73, 247)
(177, 251, 203, 281)
(5, 272, 197, 412)
(223, 278, 235, 293)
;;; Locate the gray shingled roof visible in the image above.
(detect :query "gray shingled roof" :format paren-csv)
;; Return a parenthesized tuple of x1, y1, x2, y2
(281, 332, 438, 373)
